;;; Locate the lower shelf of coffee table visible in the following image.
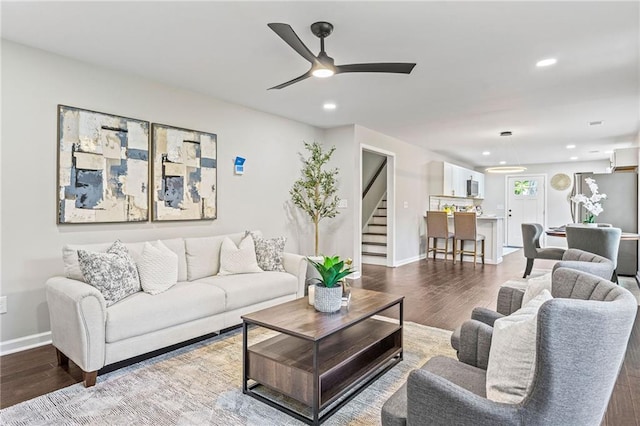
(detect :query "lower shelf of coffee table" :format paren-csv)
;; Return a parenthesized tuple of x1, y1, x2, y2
(247, 318, 402, 408)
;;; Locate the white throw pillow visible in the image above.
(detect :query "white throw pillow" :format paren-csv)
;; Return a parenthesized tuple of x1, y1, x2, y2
(137, 241, 179, 295)
(486, 289, 553, 404)
(522, 273, 552, 306)
(218, 235, 263, 276)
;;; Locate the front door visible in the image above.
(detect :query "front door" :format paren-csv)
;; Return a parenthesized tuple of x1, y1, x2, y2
(506, 175, 546, 247)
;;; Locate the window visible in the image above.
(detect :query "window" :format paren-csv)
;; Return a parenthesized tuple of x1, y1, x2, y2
(514, 180, 538, 196)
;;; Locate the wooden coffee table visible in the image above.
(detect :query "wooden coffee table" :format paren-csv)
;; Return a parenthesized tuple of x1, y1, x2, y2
(242, 288, 404, 425)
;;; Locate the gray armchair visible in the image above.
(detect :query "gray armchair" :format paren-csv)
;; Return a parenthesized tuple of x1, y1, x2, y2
(450, 248, 614, 352)
(521, 223, 565, 278)
(566, 225, 622, 281)
(382, 268, 637, 426)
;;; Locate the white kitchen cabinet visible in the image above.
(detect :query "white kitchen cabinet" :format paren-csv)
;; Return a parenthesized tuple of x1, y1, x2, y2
(428, 161, 485, 198)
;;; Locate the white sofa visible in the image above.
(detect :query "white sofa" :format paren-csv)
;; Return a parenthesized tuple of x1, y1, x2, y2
(45, 231, 306, 387)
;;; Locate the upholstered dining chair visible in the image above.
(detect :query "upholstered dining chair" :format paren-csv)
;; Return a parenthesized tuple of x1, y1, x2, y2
(521, 223, 565, 278)
(381, 268, 637, 426)
(565, 225, 622, 281)
(453, 212, 484, 265)
(426, 211, 453, 261)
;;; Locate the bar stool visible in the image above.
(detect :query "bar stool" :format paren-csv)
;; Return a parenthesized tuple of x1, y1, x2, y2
(426, 211, 454, 261)
(453, 212, 485, 265)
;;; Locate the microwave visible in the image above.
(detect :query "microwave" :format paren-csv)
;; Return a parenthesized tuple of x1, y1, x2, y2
(467, 179, 479, 197)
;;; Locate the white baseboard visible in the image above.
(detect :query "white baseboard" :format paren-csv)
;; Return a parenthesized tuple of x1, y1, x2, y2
(393, 255, 426, 267)
(0, 331, 51, 356)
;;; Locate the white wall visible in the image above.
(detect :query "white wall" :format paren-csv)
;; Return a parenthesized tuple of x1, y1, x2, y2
(354, 125, 453, 265)
(481, 160, 610, 247)
(0, 40, 325, 343)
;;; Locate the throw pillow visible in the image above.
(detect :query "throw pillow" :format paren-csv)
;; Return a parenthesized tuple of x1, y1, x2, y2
(218, 234, 263, 276)
(522, 273, 552, 306)
(137, 241, 179, 295)
(486, 289, 553, 404)
(248, 231, 286, 272)
(78, 240, 141, 306)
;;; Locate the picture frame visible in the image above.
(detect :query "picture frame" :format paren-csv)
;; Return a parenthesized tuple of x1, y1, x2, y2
(57, 105, 150, 224)
(151, 123, 217, 221)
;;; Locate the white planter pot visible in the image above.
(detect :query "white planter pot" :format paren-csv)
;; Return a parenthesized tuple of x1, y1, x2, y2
(314, 285, 343, 313)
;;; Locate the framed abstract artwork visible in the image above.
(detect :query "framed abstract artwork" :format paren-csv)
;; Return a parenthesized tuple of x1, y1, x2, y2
(151, 123, 217, 221)
(57, 105, 150, 224)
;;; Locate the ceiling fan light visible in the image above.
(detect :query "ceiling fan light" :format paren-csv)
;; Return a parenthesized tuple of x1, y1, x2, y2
(312, 68, 334, 78)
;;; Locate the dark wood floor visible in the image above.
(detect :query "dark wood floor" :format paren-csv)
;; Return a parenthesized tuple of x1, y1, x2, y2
(1, 249, 638, 424)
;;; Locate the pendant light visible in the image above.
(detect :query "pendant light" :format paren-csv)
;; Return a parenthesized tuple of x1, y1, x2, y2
(485, 131, 527, 173)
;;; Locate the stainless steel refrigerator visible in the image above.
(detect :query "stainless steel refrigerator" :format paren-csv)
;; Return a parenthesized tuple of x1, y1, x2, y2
(572, 171, 638, 276)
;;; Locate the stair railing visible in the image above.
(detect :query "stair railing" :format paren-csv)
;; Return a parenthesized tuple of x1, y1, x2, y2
(363, 158, 387, 198)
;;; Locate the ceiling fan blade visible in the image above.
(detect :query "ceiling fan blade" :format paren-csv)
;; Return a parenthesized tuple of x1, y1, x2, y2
(268, 23, 318, 64)
(268, 71, 313, 90)
(335, 63, 416, 74)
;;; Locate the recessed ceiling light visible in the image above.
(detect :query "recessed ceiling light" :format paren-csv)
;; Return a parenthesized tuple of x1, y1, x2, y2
(499, 160, 507, 165)
(323, 103, 337, 110)
(482, 151, 490, 156)
(566, 144, 576, 149)
(570, 156, 578, 160)
(604, 150, 614, 154)
(536, 58, 557, 67)
(589, 120, 603, 126)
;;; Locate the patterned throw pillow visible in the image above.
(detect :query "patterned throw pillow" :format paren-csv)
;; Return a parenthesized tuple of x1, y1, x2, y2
(248, 231, 286, 272)
(78, 240, 141, 306)
(137, 241, 179, 295)
(218, 234, 264, 276)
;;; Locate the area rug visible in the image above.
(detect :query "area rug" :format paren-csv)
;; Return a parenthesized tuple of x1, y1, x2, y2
(0, 321, 455, 425)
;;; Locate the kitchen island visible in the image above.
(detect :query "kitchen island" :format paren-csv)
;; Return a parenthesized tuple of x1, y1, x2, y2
(425, 215, 504, 264)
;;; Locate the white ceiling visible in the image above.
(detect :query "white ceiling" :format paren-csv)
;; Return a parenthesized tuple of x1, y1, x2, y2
(2, 1, 639, 167)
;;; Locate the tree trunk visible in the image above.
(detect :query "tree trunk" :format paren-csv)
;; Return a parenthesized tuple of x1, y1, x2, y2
(314, 217, 319, 256)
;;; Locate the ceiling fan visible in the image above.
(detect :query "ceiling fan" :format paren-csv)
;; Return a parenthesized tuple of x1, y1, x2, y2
(267, 21, 416, 90)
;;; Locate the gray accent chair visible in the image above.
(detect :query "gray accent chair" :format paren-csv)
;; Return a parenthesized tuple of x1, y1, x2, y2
(521, 223, 565, 278)
(382, 268, 637, 426)
(450, 248, 614, 352)
(566, 225, 622, 281)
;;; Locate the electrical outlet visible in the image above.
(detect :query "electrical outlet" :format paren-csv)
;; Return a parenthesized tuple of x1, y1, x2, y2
(0, 296, 7, 314)
(403, 201, 409, 208)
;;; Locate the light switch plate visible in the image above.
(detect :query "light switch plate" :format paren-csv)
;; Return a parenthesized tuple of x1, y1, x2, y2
(403, 201, 409, 208)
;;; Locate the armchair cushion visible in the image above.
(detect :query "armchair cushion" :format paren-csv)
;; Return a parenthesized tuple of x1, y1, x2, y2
(521, 273, 552, 306)
(486, 289, 553, 403)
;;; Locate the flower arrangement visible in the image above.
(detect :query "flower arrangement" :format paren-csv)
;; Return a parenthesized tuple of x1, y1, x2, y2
(571, 178, 607, 223)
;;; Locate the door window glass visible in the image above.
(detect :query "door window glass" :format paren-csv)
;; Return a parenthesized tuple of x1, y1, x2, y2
(514, 180, 538, 196)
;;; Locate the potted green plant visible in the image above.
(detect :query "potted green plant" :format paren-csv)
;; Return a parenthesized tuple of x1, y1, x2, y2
(290, 141, 340, 256)
(307, 255, 354, 312)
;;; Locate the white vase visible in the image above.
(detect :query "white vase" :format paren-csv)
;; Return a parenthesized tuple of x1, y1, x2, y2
(308, 284, 315, 305)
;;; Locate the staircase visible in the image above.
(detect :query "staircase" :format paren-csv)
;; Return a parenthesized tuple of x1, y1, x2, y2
(362, 197, 387, 265)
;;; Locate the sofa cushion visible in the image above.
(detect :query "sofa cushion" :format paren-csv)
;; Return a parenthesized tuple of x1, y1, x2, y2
(78, 241, 141, 307)
(138, 241, 179, 295)
(184, 232, 247, 280)
(63, 238, 187, 282)
(196, 272, 297, 311)
(218, 235, 263, 276)
(105, 281, 226, 343)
